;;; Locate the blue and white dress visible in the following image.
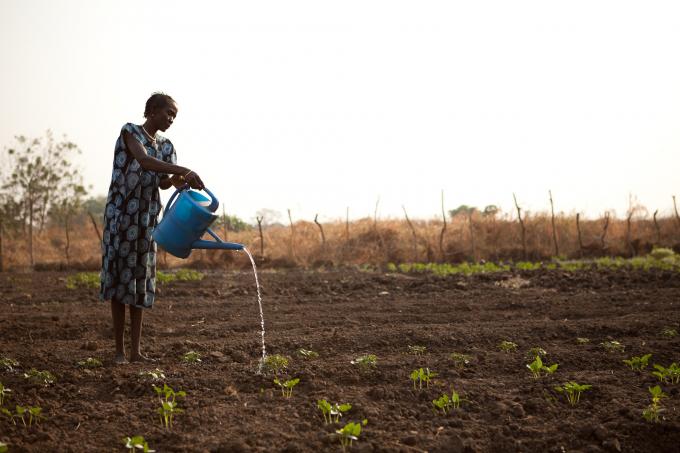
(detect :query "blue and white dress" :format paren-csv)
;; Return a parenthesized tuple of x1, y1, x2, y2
(99, 123, 176, 308)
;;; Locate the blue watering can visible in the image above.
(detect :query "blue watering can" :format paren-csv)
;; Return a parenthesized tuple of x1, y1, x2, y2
(152, 186, 244, 258)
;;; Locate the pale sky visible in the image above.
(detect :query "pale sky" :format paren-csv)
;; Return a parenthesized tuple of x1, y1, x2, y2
(1, 0, 679, 222)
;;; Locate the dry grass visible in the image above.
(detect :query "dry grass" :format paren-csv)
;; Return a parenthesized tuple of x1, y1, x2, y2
(2, 211, 679, 271)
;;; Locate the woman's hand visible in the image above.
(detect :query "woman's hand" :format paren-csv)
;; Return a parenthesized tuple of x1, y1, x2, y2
(183, 170, 204, 190)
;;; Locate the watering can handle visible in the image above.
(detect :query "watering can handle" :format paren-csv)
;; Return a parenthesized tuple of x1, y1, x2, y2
(163, 185, 220, 216)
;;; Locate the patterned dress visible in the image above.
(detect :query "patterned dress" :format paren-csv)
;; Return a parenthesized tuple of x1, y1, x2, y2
(99, 123, 177, 308)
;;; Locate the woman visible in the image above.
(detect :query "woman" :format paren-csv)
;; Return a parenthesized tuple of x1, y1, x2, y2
(100, 92, 204, 363)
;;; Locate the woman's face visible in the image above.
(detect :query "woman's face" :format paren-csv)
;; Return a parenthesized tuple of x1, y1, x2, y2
(153, 100, 178, 131)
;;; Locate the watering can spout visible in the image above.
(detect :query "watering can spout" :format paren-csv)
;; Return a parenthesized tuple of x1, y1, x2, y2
(191, 239, 244, 251)
(152, 186, 245, 258)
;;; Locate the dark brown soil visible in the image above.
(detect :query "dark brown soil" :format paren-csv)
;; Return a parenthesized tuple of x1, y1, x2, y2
(1, 268, 680, 452)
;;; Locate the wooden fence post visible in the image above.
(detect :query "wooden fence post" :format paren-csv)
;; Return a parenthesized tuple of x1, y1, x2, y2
(653, 209, 661, 245)
(600, 212, 610, 251)
(287, 209, 295, 261)
(576, 213, 584, 258)
(314, 214, 326, 252)
(439, 190, 447, 261)
(549, 190, 559, 257)
(402, 205, 418, 262)
(256, 216, 264, 258)
(513, 193, 527, 260)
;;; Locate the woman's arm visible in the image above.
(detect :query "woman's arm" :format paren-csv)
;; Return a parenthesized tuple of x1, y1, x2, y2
(123, 130, 204, 189)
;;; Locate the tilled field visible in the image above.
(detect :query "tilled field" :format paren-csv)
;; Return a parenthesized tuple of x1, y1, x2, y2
(1, 267, 679, 452)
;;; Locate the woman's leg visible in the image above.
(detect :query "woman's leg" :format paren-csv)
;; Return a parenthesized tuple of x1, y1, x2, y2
(129, 305, 147, 362)
(110, 300, 127, 363)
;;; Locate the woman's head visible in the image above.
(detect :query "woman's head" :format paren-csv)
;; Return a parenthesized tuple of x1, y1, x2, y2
(144, 92, 178, 131)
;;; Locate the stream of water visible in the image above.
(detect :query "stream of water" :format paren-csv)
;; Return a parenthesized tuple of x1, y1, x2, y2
(242, 247, 267, 373)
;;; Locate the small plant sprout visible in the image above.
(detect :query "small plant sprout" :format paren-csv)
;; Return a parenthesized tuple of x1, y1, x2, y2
(660, 327, 678, 338)
(153, 383, 186, 430)
(0, 441, 7, 453)
(123, 435, 156, 453)
(526, 356, 559, 379)
(351, 354, 377, 372)
(27, 406, 45, 426)
(318, 399, 352, 423)
(181, 351, 202, 364)
(409, 368, 437, 390)
(273, 377, 300, 398)
(2, 405, 25, 426)
(498, 341, 518, 353)
(576, 337, 590, 345)
(526, 347, 547, 359)
(23, 369, 56, 385)
(600, 341, 624, 353)
(642, 385, 667, 423)
(297, 348, 319, 359)
(652, 363, 680, 384)
(432, 394, 452, 415)
(262, 354, 289, 376)
(76, 357, 103, 369)
(407, 345, 426, 356)
(623, 354, 652, 372)
(0, 382, 11, 405)
(336, 419, 368, 451)
(554, 382, 592, 405)
(0, 357, 19, 372)
(449, 353, 471, 370)
(139, 368, 166, 382)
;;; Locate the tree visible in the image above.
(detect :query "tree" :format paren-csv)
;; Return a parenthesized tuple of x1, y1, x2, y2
(2, 131, 83, 268)
(449, 204, 477, 218)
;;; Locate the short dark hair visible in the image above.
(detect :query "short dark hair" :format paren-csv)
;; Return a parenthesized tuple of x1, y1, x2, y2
(144, 92, 175, 118)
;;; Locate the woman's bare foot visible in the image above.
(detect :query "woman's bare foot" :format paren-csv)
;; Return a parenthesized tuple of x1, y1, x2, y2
(130, 353, 156, 363)
(114, 353, 128, 365)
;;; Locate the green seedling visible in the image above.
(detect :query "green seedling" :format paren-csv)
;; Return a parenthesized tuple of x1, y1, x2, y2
(642, 385, 667, 423)
(576, 337, 590, 345)
(407, 345, 426, 356)
(139, 368, 166, 381)
(351, 354, 377, 372)
(652, 363, 680, 384)
(432, 394, 452, 414)
(273, 377, 299, 398)
(498, 341, 518, 353)
(0, 441, 7, 453)
(526, 356, 558, 379)
(297, 348, 319, 359)
(76, 357, 103, 369)
(623, 354, 652, 372)
(2, 405, 43, 426)
(432, 387, 464, 414)
(153, 383, 186, 430)
(27, 406, 44, 426)
(409, 367, 437, 390)
(600, 341, 624, 353)
(181, 351, 202, 364)
(555, 382, 592, 405)
(449, 353, 471, 370)
(23, 369, 56, 385)
(65, 272, 100, 289)
(526, 347, 547, 359)
(262, 354, 289, 376)
(661, 327, 678, 338)
(0, 382, 11, 405)
(317, 399, 352, 423)
(0, 357, 19, 372)
(336, 419, 368, 451)
(123, 435, 156, 453)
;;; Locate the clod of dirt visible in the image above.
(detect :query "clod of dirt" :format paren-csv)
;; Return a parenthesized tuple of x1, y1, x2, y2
(81, 340, 97, 351)
(593, 424, 608, 442)
(212, 439, 249, 453)
(602, 438, 622, 452)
